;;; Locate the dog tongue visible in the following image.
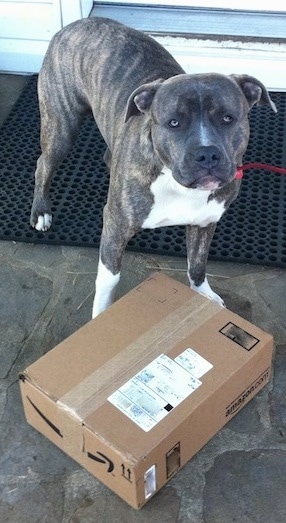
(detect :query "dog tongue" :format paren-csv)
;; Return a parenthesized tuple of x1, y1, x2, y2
(199, 178, 221, 191)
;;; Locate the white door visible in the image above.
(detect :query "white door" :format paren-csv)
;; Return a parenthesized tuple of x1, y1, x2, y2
(0, 0, 93, 73)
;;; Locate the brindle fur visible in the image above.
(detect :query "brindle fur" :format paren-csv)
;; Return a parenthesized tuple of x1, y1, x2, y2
(30, 17, 276, 314)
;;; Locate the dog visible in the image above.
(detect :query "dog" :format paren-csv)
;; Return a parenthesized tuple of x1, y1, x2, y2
(30, 17, 276, 318)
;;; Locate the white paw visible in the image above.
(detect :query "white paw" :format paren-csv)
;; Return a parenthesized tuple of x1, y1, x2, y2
(35, 213, 53, 232)
(190, 277, 225, 307)
(92, 301, 107, 319)
(92, 260, 121, 319)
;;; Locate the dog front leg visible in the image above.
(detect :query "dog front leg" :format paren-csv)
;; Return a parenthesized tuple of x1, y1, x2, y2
(92, 208, 135, 318)
(186, 223, 225, 307)
(31, 110, 86, 230)
(92, 257, 121, 318)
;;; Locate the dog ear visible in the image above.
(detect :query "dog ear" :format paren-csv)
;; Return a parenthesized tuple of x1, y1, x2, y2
(124, 79, 164, 122)
(230, 74, 277, 113)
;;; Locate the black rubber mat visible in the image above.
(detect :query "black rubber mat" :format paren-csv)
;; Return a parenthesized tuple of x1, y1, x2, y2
(1, 75, 286, 267)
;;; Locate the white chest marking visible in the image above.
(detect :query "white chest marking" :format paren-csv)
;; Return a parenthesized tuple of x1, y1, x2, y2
(142, 168, 226, 229)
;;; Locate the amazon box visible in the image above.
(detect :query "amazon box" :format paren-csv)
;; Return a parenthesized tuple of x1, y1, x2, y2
(20, 273, 273, 509)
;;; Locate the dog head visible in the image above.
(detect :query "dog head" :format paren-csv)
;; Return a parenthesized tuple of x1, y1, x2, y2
(125, 73, 276, 190)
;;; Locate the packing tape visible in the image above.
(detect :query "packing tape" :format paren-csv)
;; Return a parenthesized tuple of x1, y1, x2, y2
(58, 294, 221, 421)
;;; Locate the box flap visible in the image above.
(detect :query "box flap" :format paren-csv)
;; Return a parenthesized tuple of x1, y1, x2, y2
(23, 273, 220, 400)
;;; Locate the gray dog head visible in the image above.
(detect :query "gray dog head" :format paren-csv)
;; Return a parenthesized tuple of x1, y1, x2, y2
(125, 73, 276, 190)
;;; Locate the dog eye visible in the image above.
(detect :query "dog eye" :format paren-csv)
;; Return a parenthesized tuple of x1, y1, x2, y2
(168, 119, 180, 128)
(222, 114, 233, 124)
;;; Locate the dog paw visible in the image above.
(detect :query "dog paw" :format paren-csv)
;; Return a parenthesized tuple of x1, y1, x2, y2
(206, 290, 225, 308)
(190, 277, 225, 307)
(31, 213, 53, 232)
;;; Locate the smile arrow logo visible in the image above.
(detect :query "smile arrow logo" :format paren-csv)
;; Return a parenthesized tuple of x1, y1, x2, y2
(87, 451, 114, 473)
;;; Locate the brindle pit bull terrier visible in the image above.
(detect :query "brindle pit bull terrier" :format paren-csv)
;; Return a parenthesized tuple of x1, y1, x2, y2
(30, 17, 276, 317)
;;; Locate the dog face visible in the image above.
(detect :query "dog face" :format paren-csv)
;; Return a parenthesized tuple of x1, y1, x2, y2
(125, 73, 276, 190)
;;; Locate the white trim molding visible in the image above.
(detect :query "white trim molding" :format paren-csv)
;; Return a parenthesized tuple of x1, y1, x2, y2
(90, 3, 286, 91)
(154, 36, 286, 92)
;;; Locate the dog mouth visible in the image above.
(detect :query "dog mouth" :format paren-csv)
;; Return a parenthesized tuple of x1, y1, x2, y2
(173, 167, 234, 190)
(189, 176, 222, 190)
(175, 174, 222, 191)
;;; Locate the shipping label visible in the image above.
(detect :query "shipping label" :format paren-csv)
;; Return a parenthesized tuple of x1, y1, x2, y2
(108, 350, 212, 432)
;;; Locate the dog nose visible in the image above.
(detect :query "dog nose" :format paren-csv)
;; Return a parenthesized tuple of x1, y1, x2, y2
(194, 146, 221, 169)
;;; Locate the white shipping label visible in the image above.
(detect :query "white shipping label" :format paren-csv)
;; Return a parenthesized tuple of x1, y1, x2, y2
(136, 353, 202, 407)
(108, 354, 202, 432)
(175, 348, 213, 378)
(108, 389, 158, 431)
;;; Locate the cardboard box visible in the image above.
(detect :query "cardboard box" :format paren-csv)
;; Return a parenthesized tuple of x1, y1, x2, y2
(20, 273, 273, 509)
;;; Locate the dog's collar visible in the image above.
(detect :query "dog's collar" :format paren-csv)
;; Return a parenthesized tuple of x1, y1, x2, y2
(234, 163, 286, 180)
(234, 167, 244, 180)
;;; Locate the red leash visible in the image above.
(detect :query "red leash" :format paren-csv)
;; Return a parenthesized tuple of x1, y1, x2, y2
(235, 162, 286, 180)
